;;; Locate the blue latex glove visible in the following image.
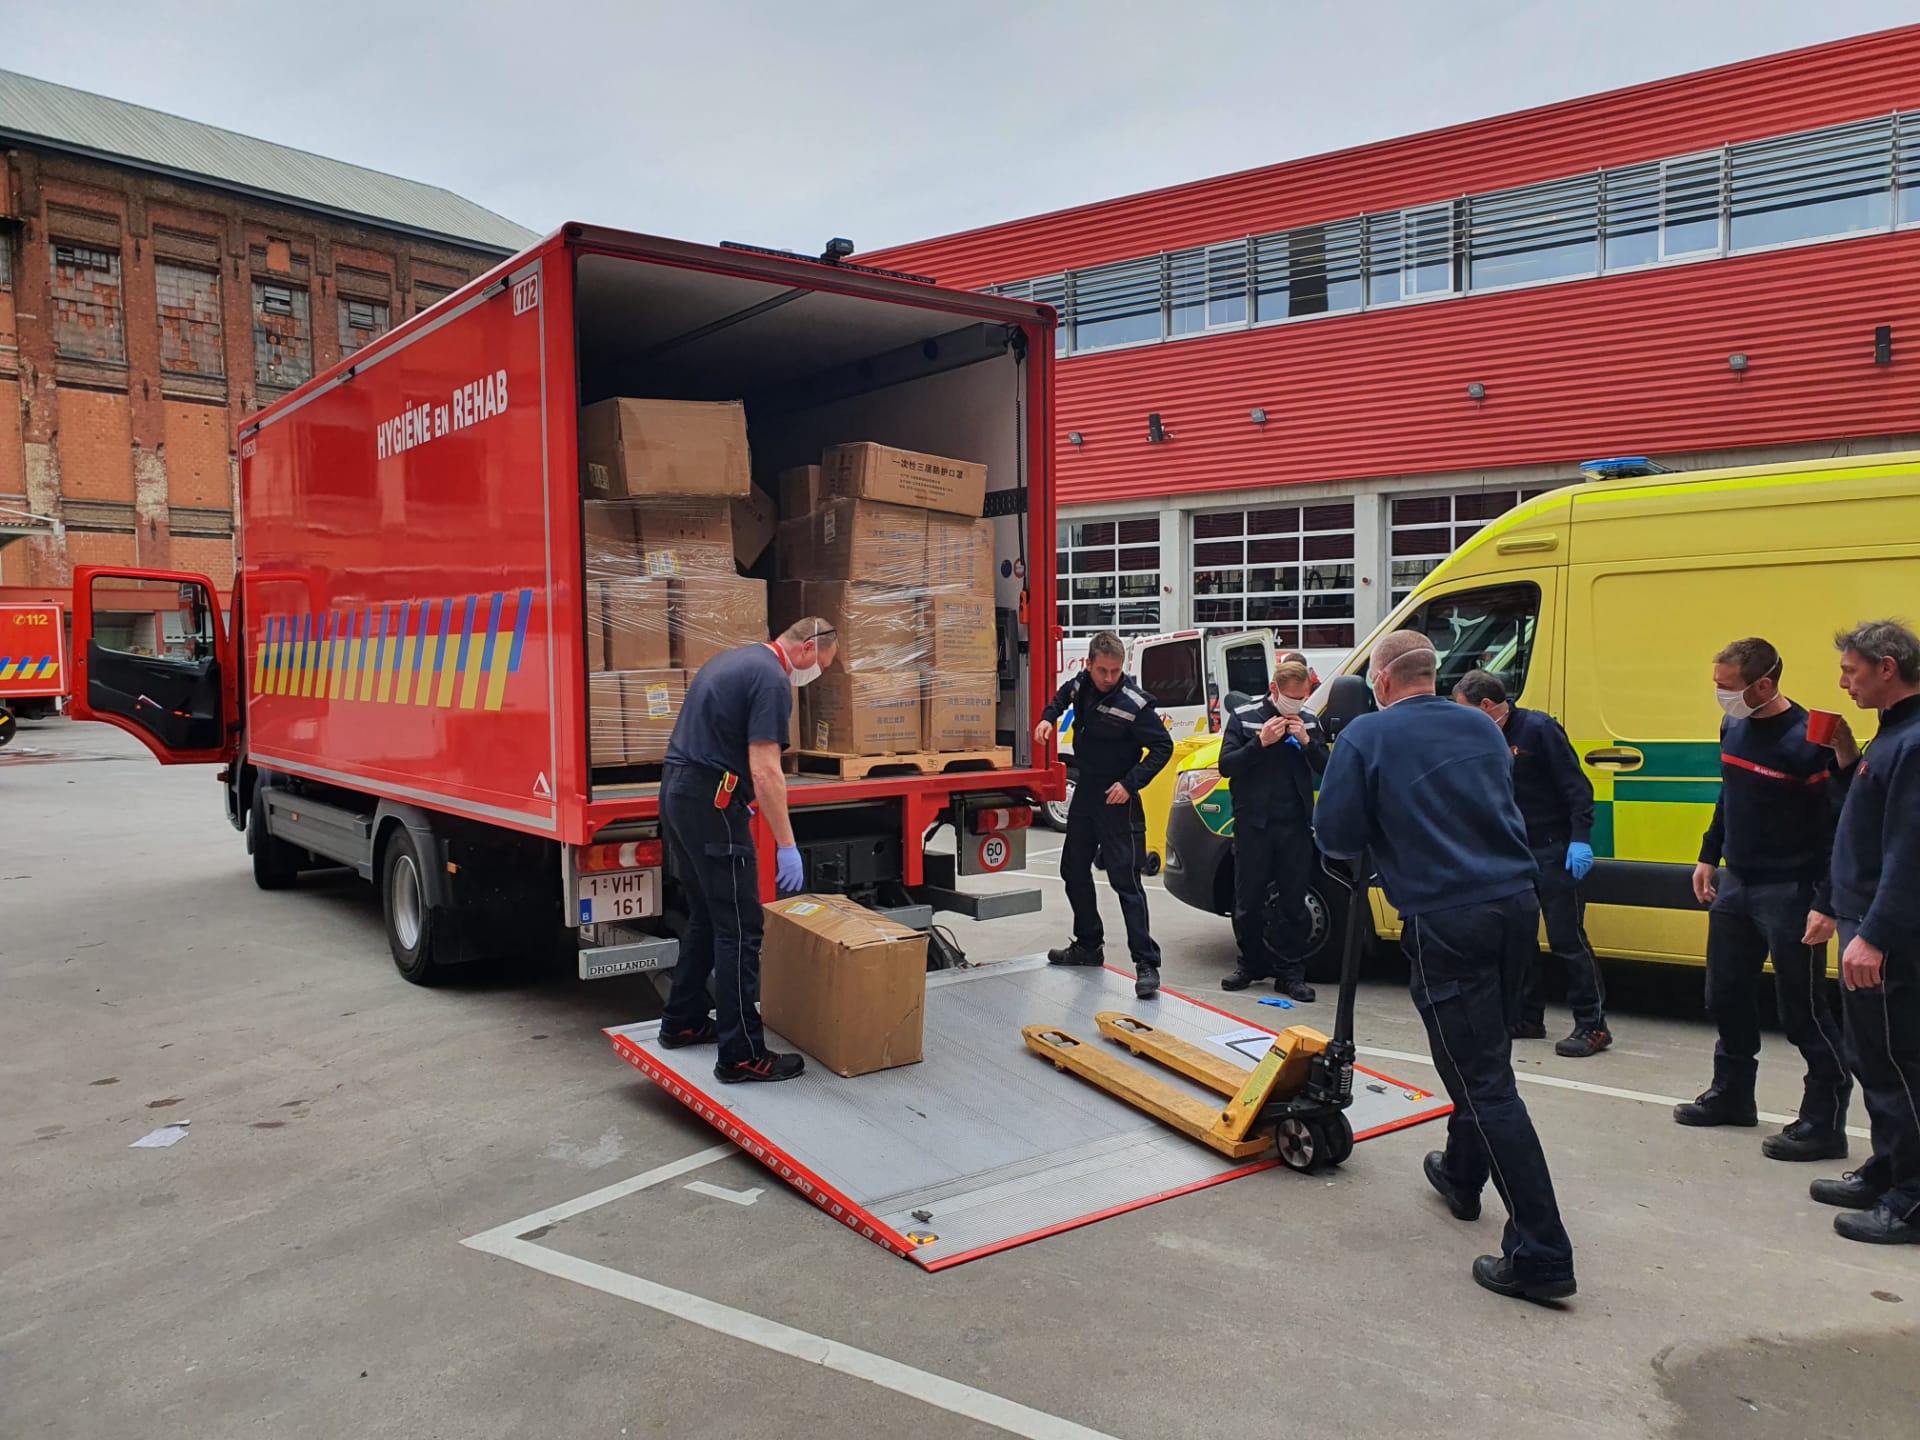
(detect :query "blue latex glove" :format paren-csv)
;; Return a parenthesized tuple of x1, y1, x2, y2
(775, 844, 805, 894)
(1565, 841, 1594, 882)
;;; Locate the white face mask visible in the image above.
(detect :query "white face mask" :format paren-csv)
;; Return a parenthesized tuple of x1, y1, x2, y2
(791, 662, 821, 689)
(1715, 686, 1758, 720)
(1271, 692, 1307, 716)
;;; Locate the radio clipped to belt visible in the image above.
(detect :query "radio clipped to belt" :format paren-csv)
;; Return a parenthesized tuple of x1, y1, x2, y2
(712, 770, 759, 818)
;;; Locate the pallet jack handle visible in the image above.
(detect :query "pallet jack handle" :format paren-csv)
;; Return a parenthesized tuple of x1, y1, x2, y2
(1328, 856, 1374, 1053)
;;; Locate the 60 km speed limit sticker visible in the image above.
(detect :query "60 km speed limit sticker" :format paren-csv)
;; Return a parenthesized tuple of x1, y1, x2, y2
(976, 834, 1012, 872)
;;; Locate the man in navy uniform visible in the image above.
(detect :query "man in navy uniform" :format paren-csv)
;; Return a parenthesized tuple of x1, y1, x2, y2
(1317, 630, 1575, 1301)
(1219, 656, 1328, 1000)
(1035, 631, 1175, 998)
(656, 618, 837, 1084)
(1677, 637, 1855, 1162)
(1805, 620, 1920, 1244)
(1452, 670, 1612, 1057)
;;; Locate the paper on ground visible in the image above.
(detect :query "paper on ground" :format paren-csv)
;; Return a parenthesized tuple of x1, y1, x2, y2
(130, 1121, 190, 1148)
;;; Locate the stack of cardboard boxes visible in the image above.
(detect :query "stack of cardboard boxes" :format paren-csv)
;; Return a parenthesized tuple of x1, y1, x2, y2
(772, 442, 998, 757)
(580, 398, 774, 768)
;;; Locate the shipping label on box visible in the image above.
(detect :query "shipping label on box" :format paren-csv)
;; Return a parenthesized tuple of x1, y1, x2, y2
(821, 442, 986, 517)
(923, 672, 999, 751)
(926, 513, 996, 595)
(579, 398, 751, 499)
(638, 498, 735, 578)
(760, 893, 928, 1077)
(809, 499, 926, 584)
(731, 485, 777, 569)
(924, 592, 996, 671)
(599, 579, 671, 672)
(806, 581, 923, 672)
(804, 672, 921, 755)
(620, 669, 687, 764)
(778, 464, 825, 518)
(669, 575, 768, 670)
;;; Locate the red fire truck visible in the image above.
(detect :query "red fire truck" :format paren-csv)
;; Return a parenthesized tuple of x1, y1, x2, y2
(68, 226, 1055, 982)
(0, 601, 68, 745)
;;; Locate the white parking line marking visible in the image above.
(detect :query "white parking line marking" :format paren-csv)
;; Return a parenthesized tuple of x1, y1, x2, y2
(462, 1148, 1124, 1440)
(685, 1180, 764, 1206)
(1355, 1044, 1871, 1138)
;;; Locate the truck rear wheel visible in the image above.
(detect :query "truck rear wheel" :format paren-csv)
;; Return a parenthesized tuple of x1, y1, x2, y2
(249, 785, 303, 891)
(382, 826, 452, 986)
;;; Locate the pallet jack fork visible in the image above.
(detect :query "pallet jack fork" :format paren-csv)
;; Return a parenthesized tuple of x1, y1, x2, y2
(1023, 861, 1370, 1173)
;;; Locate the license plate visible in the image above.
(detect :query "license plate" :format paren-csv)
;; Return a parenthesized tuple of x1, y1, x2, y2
(576, 869, 659, 925)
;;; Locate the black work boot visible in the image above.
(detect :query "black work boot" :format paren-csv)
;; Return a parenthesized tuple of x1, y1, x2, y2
(714, 1051, 806, 1084)
(1811, 1170, 1886, 1210)
(1135, 965, 1161, 999)
(1048, 941, 1105, 967)
(1761, 1119, 1848, 1162)
(1424, 1151, 1481, 1222)
(1283, 981, 1317, 1003)
(657, 1018, 719, 1050)
(1555, 1025, 1612, 1058)
(1509, 1019, 1547, 1040)
(1220, 967, 1265, 991)
(1834, 1204, 1920, 1245)
(1472, 1255, 1577, 1302)
(1672, 1087, 1759, 1128)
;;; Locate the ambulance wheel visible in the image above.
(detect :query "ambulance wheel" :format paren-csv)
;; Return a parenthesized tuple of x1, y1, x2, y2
(1044, 779, 1074, 831)
(1275, 1117, 1321, 1173)
(1324, 1113, 1355, 1167)
(249, 785, 302, 891)
(382, 827, 450, 986)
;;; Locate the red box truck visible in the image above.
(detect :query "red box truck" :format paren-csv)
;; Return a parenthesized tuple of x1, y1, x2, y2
(1, 601, 68, 745)
(68, 226, 1056, 983)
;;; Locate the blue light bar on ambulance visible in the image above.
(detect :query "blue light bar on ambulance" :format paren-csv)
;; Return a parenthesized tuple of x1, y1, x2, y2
(1579, 456, 1675, 481)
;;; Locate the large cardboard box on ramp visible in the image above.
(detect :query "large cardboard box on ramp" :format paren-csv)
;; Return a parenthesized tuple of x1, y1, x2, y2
(760, 895, 928, 1077)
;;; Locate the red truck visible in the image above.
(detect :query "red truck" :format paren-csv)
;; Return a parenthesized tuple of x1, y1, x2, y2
(68, 226, 1055, 982)
(0, 601, 68, 745)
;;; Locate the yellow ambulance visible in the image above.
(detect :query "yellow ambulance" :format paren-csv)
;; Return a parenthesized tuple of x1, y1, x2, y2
(1164, 450, 1920, 969)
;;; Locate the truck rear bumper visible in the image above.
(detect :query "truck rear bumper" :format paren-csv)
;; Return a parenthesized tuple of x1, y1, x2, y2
(580, 933, 679, 981)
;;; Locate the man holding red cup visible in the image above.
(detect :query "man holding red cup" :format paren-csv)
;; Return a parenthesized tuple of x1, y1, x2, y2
(1678, 637, 1857, 1162)
(1803, 620, 1920, 1245)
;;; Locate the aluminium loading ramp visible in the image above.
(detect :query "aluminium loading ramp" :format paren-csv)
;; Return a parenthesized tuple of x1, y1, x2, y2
(606, 957, 1450, 1271)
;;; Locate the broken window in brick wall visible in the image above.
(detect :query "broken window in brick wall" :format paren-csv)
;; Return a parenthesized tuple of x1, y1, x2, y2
(156, 262, 224, 377)
(52, 242, 126, 363)
(252, 281, 312, 389)
(338, 296, 390, 355)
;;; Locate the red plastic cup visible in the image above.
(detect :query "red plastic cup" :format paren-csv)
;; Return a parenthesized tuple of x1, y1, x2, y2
(1805, 709, 1841, 747)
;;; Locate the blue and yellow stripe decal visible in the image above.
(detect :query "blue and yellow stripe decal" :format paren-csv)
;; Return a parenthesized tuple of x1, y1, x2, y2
(255, 589, 534, 712)
(0, 656, 60, 683)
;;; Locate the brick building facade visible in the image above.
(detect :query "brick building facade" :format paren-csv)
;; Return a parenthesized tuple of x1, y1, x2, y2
(0, 71, 531, 609)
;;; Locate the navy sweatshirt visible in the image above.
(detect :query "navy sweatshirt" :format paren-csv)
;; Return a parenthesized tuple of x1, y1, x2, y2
(1828, 693, 1920, 952)
(1217, 696, 1329, 825)
(1316, 693, 1538, 918)
(1503, 706, 1595, 848)
(1043, 671, 1174, 797)
(1697, 701, 1844, 908)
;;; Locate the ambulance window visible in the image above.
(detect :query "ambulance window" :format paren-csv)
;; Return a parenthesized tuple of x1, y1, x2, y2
(1397, 582, 1540, 698)
(1138, 638, 1204, 708)
(1222, 642, 1269, 697)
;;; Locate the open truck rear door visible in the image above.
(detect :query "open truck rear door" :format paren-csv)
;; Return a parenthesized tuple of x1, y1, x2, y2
(69, 567, 238, 765)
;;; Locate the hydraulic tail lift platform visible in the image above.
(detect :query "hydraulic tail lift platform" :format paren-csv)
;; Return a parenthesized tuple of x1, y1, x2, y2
(607, 959, 1449, 1270)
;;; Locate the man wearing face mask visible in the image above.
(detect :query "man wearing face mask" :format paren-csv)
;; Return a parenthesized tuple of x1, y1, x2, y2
(657, 618, 839, 1083)
(1316, 630, 1575, 1302)
(1452, 670, 1611, 1058)
(1218, 657, 1328, 999)
(1677, 637, 1858, 1159)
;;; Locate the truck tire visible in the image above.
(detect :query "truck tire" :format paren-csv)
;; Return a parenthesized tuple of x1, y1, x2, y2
(1043, 777, 1074, 831)
(0, 708, 15, 748)
(249, 786, 303, 891)
(382, 826, 453, 986)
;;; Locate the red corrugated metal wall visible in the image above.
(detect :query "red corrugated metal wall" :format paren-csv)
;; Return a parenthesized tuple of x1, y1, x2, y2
(864, 28, 1920, 507)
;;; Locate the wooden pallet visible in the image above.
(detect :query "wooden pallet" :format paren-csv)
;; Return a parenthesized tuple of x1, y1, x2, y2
(795, 746, 1013, 780)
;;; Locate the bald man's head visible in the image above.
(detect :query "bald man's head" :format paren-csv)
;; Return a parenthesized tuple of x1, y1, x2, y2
(1369, 630, 1438, 706)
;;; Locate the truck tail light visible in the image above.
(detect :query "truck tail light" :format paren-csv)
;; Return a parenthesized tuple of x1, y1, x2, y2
(1172, 768, 1219, 807)
(967, 805, 1033, 835)
(578, 839, 664, 872)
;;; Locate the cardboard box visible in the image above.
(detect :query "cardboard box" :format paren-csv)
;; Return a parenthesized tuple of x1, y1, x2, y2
(599, 579, 671, 672)
(731, 485, 777, 569)
(584, 500, 641, 579)
(923, 671, 999, 752)
(926, 513, 996, 596)
(770, 579, 807, 638)
(806, 580, 922, 672)
(924, 592, 996, 672)
(579, 398, 751, 499)
(778, 464, 826, 518)
(669, 575, 767, 670)
(621, 669, 687, 764)
(806, 499, 926, 583)
(760, 894, 928, 1077)
(804, 672, 921, 755)
(772, 517, 811, 581)
(589, 671, 627, 767)
(636, 499, 735, 579)
(822, 442, 986, 517)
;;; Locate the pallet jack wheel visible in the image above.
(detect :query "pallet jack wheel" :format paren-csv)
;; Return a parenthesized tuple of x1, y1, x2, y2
(1323, 1113, 1355, 1168)
(1274, 1117, 1320, 1173)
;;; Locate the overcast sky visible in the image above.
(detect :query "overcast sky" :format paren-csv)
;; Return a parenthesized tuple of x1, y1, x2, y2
(7, 1, 1914, 253)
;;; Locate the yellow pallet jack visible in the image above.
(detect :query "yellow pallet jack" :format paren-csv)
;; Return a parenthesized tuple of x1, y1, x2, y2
(1024, 863, 1366, 1172)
